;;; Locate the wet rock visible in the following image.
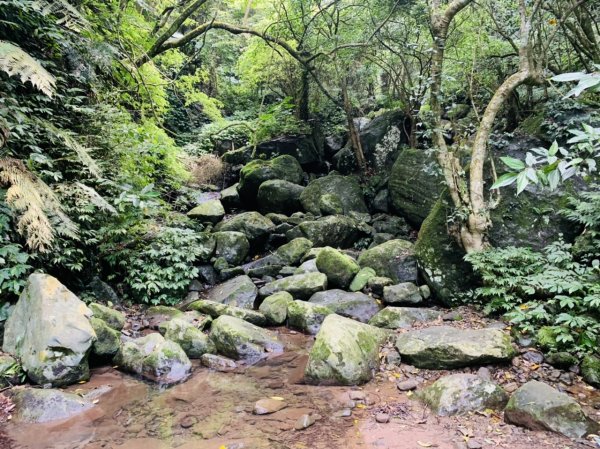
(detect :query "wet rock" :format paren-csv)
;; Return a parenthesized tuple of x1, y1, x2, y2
(315, 247, 360, 289)
(238, 155, 304, 203)
(544, 352, 578, 369)
(90, 317, 121, 358)
(220, 183, 240, 210)
(383, 282, 424, 305)
(395, 326, 516, 369)
(504, 380, 598, 438)
(349, 267, 376, 292)
(417, 373, 508, 416)
(294, 259, 319, 275)
(259, 272, 327, 300)
(215, 211, 275, 246)
(188, 300, 266, 326)
(300, 173, 368, 216)
(305, 314, 389, 385)
(0, 354, 22, 387)
(187, 199, 225, 224)
(210, 315, 284, 361)
(9, 387, 95, 423)
(115, 333, 191, 385)
(309, 289, 380, 323)
(396, 379, 419, 391)
(213, 232, 250, 265)
(295, 413, 317, 430)
(3, 273, 96, 386)
(358, 240, 417, 283)
(258, 291, 294, 325)
(206, 275, 257, 309)
(200, 353, 237, 371)
(287, 300, 334, 335)
(367, 276, 394, 295)
(159, 318, 216, 358)
(375, 413, 390, 423)
(275, 237, 313, 265)
(287, 215, 367, 248)
(257, 179, 305, 215)
(369, 307, 440, 329)
(89, 302, 126, 330)
(582, 355, 600, 388)
(254, 398, 287, 415)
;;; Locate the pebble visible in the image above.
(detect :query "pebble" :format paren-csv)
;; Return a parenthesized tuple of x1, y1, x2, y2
(467, 440, 483, 449)
(349, 391, 366, 401)
(375, 413, 390, 423)
(334, 408, 352, 417)
(522, 351, 544, 364)
(477, 367, 491, 381)
(253, 398, 287, 415)
(295, 414, 316, 430)
(179, 416, 196, 429)
(504, 382, 519, 393)
(396, 379, 419, 391)
(442, 311, 461, 321)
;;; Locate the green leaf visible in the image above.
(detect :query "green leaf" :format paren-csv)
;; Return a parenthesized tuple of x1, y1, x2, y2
(491, 173, 519, 189)
(500, 156, 526, 171)
(516, 171, 529, 195)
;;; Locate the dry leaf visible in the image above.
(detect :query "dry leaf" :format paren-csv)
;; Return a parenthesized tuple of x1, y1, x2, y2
(270, 396, 285, 401)
(417, 441, 433, 447)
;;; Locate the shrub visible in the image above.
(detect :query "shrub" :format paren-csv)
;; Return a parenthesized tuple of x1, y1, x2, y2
(186, 154, 225, 186)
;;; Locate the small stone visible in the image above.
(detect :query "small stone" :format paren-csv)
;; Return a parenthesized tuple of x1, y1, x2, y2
(180, 416, 197, 429)
(254, 398, 287, 415)
(349, 391, 366, 401)
(442, 311, 461, 321)
(466, 440, 482, 449)
(375, 413, 390, 423)
(396, 379, 419, 391)
(294, 414, 316, 430)
(200, 353, 237, 371)
(522, 351, 544, 364)
(477, 367, 492, 381)
(503, 382, 519, 393)
(335, 408, 352, 417)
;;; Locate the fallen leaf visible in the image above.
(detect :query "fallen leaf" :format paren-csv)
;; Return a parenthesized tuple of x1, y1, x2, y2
(270, 396, 285, 401)
(417, 441, 433, 447)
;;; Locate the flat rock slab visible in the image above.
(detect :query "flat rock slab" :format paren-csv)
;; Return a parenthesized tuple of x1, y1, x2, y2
(504, 380, 599, 438)
(188, 300, 266, 326)
(309, 289, 380, 323)
(259, 272, 327, 300)
(395, 326, 516, 369)
(369, 307, 441, 329)
(254, 398, 287, 415)
(206, 275, 258, 309)
(9, 387, 95, 423)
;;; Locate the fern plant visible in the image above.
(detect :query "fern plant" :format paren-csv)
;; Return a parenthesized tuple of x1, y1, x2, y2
(0, 40, 56, 97)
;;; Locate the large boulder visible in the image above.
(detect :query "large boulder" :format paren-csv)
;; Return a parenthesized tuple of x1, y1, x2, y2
(187, 199, 225, 224)
(9, 387, 95, 423)
(286, 215, 368, 248)
(383, 282, 428, 305)
(309, 290, 380, 323)
(3, 274, 96, 386)
(159, 318, 216, 358)
(300, 174, 368, 216)
(257, 180, 305, 215)
(210, 315, 283, 362)
(114, 333, 191, 385)
(90, 317, 120, 359)
(275, 237, 313, 265)
(258, 291, 294, 325)
(88, 303, 125, 330)
(417, 374, 508, 416)
(305, 314, 388, 385)
(237, 155, 303, 203)
(206, 275, 257, 309)
(188, 300, 266, 326)
(253, 134, 324, 167)
(287, 300, 334, 335)
(395, 326, 516, 369)
(357, 239, 417, 283)
(315, 247, 360, 289)
(215, 212, 275, 246)
(259, 272, 327, 300)
(504, 381, 598, 438)
(213, 232, 250, 265)
(369, 307, 441, 329)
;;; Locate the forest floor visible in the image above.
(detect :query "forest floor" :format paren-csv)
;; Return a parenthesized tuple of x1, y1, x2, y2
(3, 306, 599, 449)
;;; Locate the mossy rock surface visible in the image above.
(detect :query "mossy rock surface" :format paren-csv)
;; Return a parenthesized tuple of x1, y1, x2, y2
(188, 300, 266, 326)
(257, 179, 305, 215)
(275, 237, 313, 265)
(215, 212, 275, 245)
(187, 199, 225, 224)
(209, 315, 283, 362)
(220, 183, 240, 210)
(395, 326, 516, 369)
(287, 300, 333, 335)
(318, 193, 344, 215)
(582, 355, 600, 388)
(2, 273, 96, 387)
(90, 317, 120, 358)
(287, 215, 368, 248)
(238, 155, 303, 203)
(315, 247, 360, 289)
(358, 239, 417, 284)
(309, 289, 379, 323)
(300, 174, 367, 216)
(383, 282, 423, 305)
(259, 272, 327, 300)
(305, 314, 389, 385)
(206, 275, 257, 310)
(89, 303, 126, 330)
(294, 259, 319, 275)
(349, 267, 376, 292)
(9, 387, 94, 423)
(504, 380, 599, 438)
(159, 318, 216, 359)
(213, 232, 250, 266)
(369, 307, 441, 329)
(258, 291, 294, 325)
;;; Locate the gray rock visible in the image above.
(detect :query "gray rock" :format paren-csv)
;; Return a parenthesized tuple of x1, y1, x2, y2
(275, 237, 313, 265)
(9, 387, 95, 423)
(369, 307, 441, 329)
(206, 275, 257, 309)
(504, 380, 598, 438)
(367, 276, 394, 295)
(145, 305, 184, 329)
(254, 398, 287, 415)
(358, 240, 417, 283)
(89, 303, 125, 330)
(349, 267, 376, 292)
(213, 232, 250, 265)
(259, 272, 327, 300)
(300, 174, 368, 216)
(215, 211, 275, 245)
(309, 289, 380, 323)
(395, 326, 516, 369)
(258, 291, 294, 325)
(188, 300, 266, 326)
(383, 283, 423, 305)
(3, 274, 96, 386)
(238, 155, 303, 203)
(294, 259, 319, 275)
(241, 254, 285, 277)
(417, 373, 508, 416)
(287, 215, 368, 248)
(159, 318, 216, 358)
(90, 317, 120, 358)
(187, 199, 225, 224)
(200, 353, 237, 371)
(287, 300, 334, 335)
(315, 247, 360, 289)
(220, 183, 240, 210)
(257, 179, 305, 215)
(210, 315, 283, 362)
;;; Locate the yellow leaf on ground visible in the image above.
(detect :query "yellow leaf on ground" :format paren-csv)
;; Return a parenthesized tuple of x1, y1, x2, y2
(270, 396, 284, 401)
(417, 441, 433, 447)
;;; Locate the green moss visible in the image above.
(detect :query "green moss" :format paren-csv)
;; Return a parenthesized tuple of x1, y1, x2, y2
(582, 355, 600, 388)
(537, 326, 558, 350)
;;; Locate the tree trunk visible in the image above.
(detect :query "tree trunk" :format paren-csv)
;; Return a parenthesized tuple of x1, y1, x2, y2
(298, 67, 310, 122)
(342, 80, 367, 172)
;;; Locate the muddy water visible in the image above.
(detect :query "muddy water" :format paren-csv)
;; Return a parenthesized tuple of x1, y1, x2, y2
(4, 328, 593, 449)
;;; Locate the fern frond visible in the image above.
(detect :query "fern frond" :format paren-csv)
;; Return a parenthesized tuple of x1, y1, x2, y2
(31, 0, 88, 32)
(0, 41, 56, 97)
(0, 158, 78, 251)
(73, 182, 117, 214)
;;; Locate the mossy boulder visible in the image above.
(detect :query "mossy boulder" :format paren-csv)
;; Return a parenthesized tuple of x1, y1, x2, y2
(395, 326, 516, 369)
(90, 317, 121, 359)
(287, 300, 334, 335)
(259, 272, 327, 300)
(210, 315, 283, 362)
(238, 155, 303, 203)
(145, 305, 184, 329)
(241, 254, 286, 277)
(159, 318, 216, 359)
(275, 237, 313, 265)
(206, 275, 257, 309)
(318, 193, 344, 215)
(187, 199, 225, 224)
(188, 300, 266, 326)
(367, 276, 394, 295)
(349, 267, 376, 292)
(213, 232, 250, 265)
(258, 291, 294, 325)
(544, 352, 578, 369)
(215, 211, 275, 246)
(504, 380, 599, 438)
(286, 215, 367, 248)
(309, 289, 380, 323)
(9, 387, 95, 423)
(220, 183, 240, 210)
(417, 373, 508, 416)
(257, 179, 305, 215)
(315, 247, 360, 289)
(294, 259, 319, 275)
(300, 174, 367, 216)
(536, 326, 558, 350)
(582, 355, 600, 388)
(305, 314, 389, 385)
(114, 333, 191, 385)
(89, 302, 126, 330)
(383, 282, 425, 305)
(3, 274, 96, 387)
(369, 307, 441, 329)
(357, 239, 417, 283)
